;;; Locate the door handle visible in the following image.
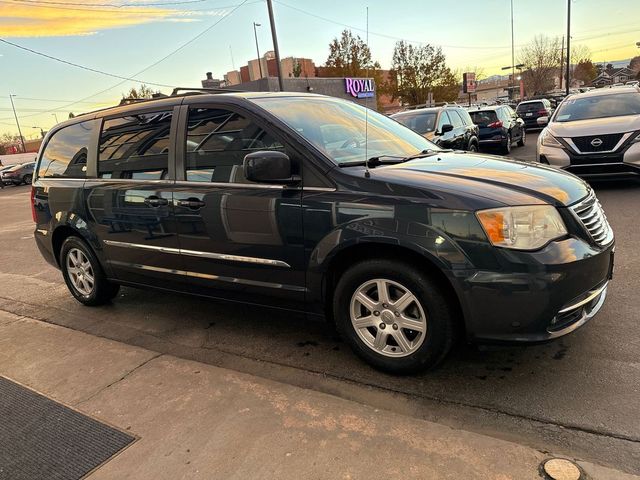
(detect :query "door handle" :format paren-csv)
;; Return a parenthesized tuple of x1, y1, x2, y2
(144, 196, 168, 207)
(177, 198, 206, 210)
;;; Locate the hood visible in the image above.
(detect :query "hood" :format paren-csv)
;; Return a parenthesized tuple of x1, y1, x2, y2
(374, 151, 589, 207)
(548, 114, 640, 137)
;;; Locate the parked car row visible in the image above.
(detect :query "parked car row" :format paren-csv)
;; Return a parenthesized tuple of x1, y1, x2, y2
(0, 162, 35, 187)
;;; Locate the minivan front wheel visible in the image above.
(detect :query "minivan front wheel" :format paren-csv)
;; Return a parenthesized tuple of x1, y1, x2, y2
(60, 236, 119, 306)
(334, 259, 455, 374)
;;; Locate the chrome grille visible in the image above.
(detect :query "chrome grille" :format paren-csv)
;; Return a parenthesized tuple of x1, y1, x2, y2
(570, 193, 613, 247)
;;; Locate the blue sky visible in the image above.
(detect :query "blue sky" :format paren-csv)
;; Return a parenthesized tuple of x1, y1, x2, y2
(1, 0, 638, 136)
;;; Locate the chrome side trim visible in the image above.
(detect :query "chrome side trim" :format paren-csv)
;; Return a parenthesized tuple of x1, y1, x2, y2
(109, 261, 304, 291)
(304, 186, 337, 192)
(103, 240, 291, 268)
(557, 282, 608, 314)
(172, 181, 286, 190)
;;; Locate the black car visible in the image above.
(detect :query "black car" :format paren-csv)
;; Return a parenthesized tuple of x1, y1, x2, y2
(391, 106, 479, 152)
(468, 105, 526, 154)
(1, 162, 35, 186)
(516, 99, 554, 130)
(32, 92, 614, 373)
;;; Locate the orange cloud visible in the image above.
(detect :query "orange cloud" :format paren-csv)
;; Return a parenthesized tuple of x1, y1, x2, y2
(0, 2, 220, 37)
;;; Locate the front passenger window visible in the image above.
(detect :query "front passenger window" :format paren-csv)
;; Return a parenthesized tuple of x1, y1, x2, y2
(185, 107, 284, 183)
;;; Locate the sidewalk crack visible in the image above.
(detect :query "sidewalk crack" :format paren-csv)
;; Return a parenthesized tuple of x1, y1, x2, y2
(74, 352, 163, 406)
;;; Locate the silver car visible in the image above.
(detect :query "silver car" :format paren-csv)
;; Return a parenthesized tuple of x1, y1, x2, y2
(537, 86, 640, 179)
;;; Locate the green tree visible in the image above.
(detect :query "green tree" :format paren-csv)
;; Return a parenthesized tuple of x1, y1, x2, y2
(573, 60, 597, 85)
(324, 29, 385, 110)
(292, 60, 302, 78)
(629, 56, 640, 73)
(390, 40, 459, 105)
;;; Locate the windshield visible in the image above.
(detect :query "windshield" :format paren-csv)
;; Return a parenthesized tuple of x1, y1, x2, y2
(251, 96, 440, 165)
(392, 111, 437, 134)
(554, 92, 640, 122)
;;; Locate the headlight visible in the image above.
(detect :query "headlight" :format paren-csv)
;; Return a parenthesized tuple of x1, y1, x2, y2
(540, 129, 563, 148)
(476, 205, 567, 250)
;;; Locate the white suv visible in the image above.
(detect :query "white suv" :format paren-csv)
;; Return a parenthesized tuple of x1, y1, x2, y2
(537, 86, 640, 178)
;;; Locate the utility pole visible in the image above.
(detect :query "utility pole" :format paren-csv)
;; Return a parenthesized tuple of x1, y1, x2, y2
(266, 0, 284, 91)
(52, 113, 59, 124)
(559, 36, 565, 90)
(253, 22, 263, 79)
(510, 0, 515, 98)
(9, 95, 26, 154)
(565, 0, 571, 96)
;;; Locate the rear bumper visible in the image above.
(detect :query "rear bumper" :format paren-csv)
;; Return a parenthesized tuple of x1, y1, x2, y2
(454, 238, 614, 343)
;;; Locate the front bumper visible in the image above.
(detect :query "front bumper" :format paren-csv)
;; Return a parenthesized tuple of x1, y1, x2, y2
(537, 136, 640, 178)
(455, 238, 614, 343)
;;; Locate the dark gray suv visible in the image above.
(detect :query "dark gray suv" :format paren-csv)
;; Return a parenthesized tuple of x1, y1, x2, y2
(32, 91, 614, 373)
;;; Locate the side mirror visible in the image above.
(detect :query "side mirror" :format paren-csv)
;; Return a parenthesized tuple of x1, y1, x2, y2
(441, 124, 454, 134)
(243, 151, 299, 184)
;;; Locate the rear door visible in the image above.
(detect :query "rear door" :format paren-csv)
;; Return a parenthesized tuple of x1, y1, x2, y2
(436, 111, 455, 148)
(84, 107, 183, 288)
(172, 103, 305, 310)
(447, 110, 466, 149)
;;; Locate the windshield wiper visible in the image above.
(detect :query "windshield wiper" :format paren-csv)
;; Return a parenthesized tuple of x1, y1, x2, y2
(338, 149, 452, 168)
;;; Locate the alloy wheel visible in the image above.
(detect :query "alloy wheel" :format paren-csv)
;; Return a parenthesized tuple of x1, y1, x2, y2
(66, 248, 95, 296)
(349, 278, 427, 357)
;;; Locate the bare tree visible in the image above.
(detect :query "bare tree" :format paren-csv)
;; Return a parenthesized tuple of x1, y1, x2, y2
(629, 56, 640, 73)
(518, 35, 562, 95)
(122, 84, 157, 101)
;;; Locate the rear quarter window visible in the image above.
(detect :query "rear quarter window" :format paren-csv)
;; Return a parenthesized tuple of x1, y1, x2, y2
(37, 120, 99, 178)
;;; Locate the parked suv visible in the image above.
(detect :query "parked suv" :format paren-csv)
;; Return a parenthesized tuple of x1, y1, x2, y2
(468, 105, 526, 154)
(32, 91, 614, 373)
(1, 162, 34, 186)
(391, 106, 479, 151)
(516, 99, 553, 129)
(537, 86, 640, 178)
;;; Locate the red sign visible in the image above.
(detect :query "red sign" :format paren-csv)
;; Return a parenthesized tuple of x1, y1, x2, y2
(463, 72, 476, 94)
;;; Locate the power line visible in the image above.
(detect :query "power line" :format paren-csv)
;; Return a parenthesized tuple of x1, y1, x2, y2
(11, 0, 207, 7)
(1, 0, 250, 122)
(0, 38, 176, 88)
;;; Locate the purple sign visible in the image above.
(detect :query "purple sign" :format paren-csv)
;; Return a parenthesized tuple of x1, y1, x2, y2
(345, 78, 375, 99)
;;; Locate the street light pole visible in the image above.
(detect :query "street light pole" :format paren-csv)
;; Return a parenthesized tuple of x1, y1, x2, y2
(266, 0, 284, 91)
(9, 95, 26, 154)
(565, 0, 571, 96)
(510, 0, 515, 97)
(253, 22, 263, 79)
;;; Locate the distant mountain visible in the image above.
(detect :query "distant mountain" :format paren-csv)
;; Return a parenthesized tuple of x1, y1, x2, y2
(597, 58, 632, 68)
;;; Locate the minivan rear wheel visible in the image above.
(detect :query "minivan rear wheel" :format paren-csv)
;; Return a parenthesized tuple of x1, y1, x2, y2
(333, 259, 455, 374)
(60, 236, 119, 306)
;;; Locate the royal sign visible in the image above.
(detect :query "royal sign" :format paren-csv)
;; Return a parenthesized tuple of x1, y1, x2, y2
(345, 78, 375, 99)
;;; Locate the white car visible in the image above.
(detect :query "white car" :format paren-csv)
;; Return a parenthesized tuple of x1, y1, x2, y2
(537, 86, 640, 179)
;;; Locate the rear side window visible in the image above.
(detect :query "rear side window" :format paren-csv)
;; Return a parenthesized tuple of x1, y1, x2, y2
(184, 107, 283, 183)
(37, 120, 98, 178)
(98, 110, 172, 179)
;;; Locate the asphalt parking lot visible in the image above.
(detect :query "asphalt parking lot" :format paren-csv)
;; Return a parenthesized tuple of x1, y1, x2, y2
(1, 132, 639, 474)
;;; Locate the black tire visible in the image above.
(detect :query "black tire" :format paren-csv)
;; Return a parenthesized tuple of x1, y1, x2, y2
(501, 133, 512, 155)
(23, 174, 32, 185)
(59, 236, 120, 306)
(333, 259, 456, 374)
(517, 129, 526, 147)
(468, 141, 478, 152)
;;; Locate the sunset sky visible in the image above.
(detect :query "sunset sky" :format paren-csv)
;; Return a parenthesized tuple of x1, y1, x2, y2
(1, 0, 638, 137)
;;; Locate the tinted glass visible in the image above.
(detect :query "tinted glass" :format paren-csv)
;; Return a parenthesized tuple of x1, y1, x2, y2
(37, 120, 98, 178)
(437, 111, 451, 130)
(554, 93, 640, 122)
(458, 109, 474, 126)
(98, 110, 172, 179)
(448, 110, 464, 128)
(516, 102, 544, 113)
(469, 110, 499, 127)
(252, 97, 440, 165)
(392, 111, 437, 134)
(185, 108, 284, 183)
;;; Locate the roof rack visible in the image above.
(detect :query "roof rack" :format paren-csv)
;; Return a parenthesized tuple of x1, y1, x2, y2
(170, 87, 244, 96)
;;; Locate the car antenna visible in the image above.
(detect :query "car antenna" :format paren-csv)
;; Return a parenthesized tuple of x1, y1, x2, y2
(364, 6, 370, 178)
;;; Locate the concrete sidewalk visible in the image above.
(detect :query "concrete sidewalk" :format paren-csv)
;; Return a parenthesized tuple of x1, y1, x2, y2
(0, 310, 636, 480)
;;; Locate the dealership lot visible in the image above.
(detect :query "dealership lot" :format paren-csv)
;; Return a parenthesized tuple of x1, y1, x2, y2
(1, 136, 639, 474)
